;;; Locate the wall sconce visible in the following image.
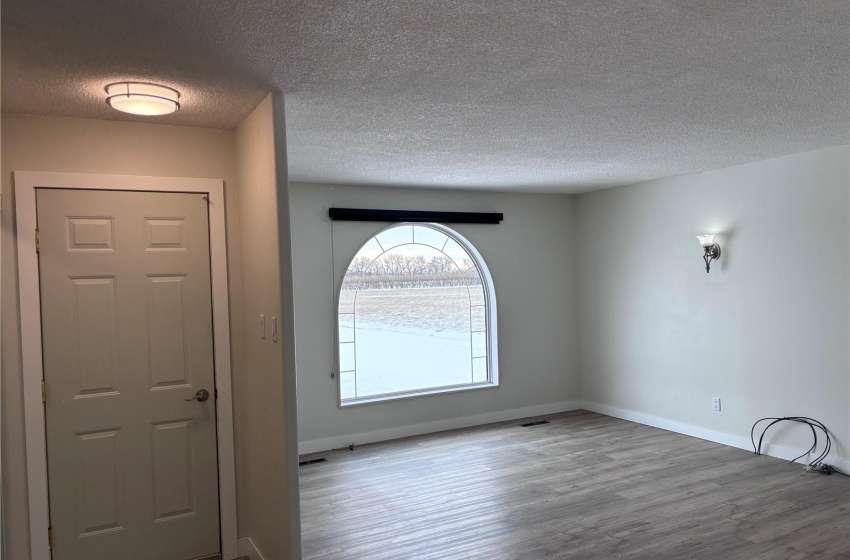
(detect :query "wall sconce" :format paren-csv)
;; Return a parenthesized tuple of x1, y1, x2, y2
(697, 235, 721, 273)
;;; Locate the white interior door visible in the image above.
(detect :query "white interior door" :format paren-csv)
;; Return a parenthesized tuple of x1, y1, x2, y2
(37, 188, 221, 560)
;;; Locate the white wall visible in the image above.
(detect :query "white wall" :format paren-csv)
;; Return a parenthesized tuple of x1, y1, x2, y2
(290, 183, 580, 452)
(576, 146, 849, 465)
(0, 114, 243, 560)
(234, 93, 301, 559)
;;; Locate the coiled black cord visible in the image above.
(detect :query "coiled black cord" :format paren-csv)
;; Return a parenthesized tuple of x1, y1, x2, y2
(750, 416, 842, 475)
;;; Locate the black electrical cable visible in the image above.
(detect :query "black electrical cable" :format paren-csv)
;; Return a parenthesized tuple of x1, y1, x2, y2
(750, 416, 843, 475)
(751, 416, 828, 464)
(752, 417, 830, 465)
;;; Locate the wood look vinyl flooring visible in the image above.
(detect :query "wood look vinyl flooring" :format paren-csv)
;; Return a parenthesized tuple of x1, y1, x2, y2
(298, 410, 850, 560)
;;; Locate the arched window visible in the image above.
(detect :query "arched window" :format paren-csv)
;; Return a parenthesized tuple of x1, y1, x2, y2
(337, 223, 498, 405)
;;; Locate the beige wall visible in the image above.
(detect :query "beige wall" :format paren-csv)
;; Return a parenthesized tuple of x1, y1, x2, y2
(234, 94, 301, 559)
(0, 113, 244, 559)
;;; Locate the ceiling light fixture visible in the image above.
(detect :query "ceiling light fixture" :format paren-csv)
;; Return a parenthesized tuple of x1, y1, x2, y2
(105, 82, 180, 116)
(697, 234, 721, 273)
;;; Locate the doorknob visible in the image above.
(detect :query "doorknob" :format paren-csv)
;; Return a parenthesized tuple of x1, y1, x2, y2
(185, 389, 210, 402)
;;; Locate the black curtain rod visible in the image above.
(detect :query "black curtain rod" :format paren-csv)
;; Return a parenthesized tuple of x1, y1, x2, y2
(328, 208, 503, 224)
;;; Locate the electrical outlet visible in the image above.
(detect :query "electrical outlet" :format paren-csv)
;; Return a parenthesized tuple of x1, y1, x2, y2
(712, 397, 721, 412)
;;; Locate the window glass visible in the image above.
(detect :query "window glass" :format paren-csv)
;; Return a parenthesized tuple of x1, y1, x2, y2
(338, 223, 496, 404)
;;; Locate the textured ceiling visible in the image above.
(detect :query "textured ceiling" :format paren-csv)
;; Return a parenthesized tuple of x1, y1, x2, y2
(2, 1, 848, 192)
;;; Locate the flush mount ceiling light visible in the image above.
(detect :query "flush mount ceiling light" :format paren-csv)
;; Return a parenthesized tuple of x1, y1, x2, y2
(697, 234, 721, 273)
(105, 82, 180, 116)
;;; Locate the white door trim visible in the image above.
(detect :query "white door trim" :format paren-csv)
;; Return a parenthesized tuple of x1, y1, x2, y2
(15, 171, 238, 560)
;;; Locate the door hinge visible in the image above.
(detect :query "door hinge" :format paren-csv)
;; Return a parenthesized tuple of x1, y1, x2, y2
(35, 228, 40, 253)
(42, 380, 47, 403)
(48, 527, 53, 549)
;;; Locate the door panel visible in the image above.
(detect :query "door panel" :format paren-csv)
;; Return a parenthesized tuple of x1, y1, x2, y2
(69, 277, 119, 395)
(147, 274, 191, 388)
(152, 419, 194, 520)
(38, 189, 220, 560)
(66, 217, 115, 251)
(74, 428, 123, 536)
(144, 218, 187, 251)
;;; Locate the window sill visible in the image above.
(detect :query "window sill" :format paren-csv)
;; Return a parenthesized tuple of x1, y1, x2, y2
(340, 381, 498, 408)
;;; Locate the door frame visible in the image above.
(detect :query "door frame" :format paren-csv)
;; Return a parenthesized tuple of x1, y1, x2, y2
(15, 171, 238, 560)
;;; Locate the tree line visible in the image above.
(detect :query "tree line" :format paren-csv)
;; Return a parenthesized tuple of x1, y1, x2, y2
(343, 254, 482, 290)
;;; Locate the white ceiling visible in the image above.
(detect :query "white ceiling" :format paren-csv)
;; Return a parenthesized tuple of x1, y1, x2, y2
(2, 1, 848, 192)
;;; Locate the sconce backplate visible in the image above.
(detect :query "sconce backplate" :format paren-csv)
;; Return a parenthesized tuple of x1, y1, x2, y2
(703, 243, 721, 273)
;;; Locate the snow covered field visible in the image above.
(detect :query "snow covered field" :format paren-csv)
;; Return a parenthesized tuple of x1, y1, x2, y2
(339, 286, 488, 399)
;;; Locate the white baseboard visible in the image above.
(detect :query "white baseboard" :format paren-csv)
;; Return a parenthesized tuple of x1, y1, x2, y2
(236, 537, 266, 560)
(581, 400, 850, 475)
(298, 400, 583, 455)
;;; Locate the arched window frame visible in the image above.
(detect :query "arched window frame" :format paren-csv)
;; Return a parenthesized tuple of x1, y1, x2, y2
(336, 222, 499, 406)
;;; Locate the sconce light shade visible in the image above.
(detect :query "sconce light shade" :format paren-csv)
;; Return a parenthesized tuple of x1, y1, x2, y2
(696, 234, 716, 248)
(105, 82, 180, 116)
(697, 234, 721, 273)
